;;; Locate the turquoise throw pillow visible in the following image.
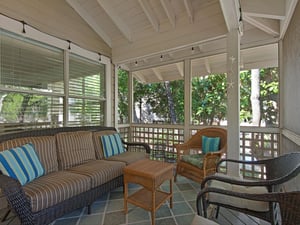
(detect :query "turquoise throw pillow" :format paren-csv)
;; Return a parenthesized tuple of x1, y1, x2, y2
(101, 134, 125, 158)
(202, 136, 220, 154)
(0, 143, 45, 185)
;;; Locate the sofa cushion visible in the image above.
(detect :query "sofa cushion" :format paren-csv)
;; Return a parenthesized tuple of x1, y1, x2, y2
(0, 136, 58, 174)
(0, 143, 44, 185)
(23, 171, 91, 212)
(208, 174, 269, 212)
(67, 159, 125, 188)
(101, 134, 125, 158)
(56, 131, 96, 170)
(105, 151, 146, 165)
(92, 130, 117, 159)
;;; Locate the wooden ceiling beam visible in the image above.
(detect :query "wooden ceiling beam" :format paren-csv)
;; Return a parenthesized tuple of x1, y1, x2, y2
(97, 0, 132, 42)
(160, 0, 176, 28)
(204, 58, 211, 74)
(152, 68, 164, 81)
(138, 0, 160, 32)
(219, 0, 241, 32)
(66, 0, 112, 47)
(184, 0, 194, 23)
(176, 63, 184, 77)
(244, 15, 279, 37)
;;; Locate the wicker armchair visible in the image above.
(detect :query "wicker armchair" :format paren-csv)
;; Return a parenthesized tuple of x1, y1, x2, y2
(195, 188, 300, 225)
(199, 152, 300, 225)
(174, 127, 227, 183)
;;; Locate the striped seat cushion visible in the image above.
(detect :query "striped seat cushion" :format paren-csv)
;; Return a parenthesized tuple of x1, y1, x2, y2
(105, 151, 146, 165)
(56, 131, 96, 170)
(0, 143, 45, 185)
(0, 136, 58, 174)
(68, 159, 125, 188)
(23, 171, 91, 212)
(100, 134, 125, 158)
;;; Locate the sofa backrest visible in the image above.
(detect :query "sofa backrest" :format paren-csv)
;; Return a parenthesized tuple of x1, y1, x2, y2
(0, 136, 58, 174)
(92, 130, 118, 159)
(55, 131, 96, 170)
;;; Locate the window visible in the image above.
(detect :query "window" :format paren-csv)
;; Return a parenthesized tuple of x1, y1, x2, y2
(0, 30, 107, 133)
(68, 54, 105, 126)
(0, 30, 64, 132)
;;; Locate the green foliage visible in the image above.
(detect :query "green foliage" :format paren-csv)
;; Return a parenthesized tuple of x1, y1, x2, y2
(192, 74, 227, 125)
(118, 70, 129, 123)
(0, 93, 48, 122)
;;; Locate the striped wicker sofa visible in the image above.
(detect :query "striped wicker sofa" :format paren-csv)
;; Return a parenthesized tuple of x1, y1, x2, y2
(0, 126, 150, 225)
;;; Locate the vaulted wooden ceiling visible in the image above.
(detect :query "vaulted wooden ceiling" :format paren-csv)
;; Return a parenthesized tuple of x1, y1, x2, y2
(0, 0, 298, 83)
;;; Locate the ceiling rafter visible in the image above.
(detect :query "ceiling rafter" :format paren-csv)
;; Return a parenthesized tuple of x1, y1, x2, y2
(204, 58, 211, 74)
(152, 68, 164, 81)
(175, 63, 184, 77)
(183, 0, 194, 23)
(96, 0, 132, 42)
(133, 71, 146, 83)
(66, 0, 112, 47)
(160, 0, 176, 28)
(244, 15, 279, 37)
(219, 0, 241, 32)
(138, 0, 160, 32)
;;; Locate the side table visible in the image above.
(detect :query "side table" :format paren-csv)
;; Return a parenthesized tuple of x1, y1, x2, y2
(123, 159, 174, 225)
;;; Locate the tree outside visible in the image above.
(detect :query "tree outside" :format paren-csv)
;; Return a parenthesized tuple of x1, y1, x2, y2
(118, 67, 279, 127)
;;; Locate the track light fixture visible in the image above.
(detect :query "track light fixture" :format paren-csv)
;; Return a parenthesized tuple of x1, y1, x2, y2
(22, 21, 26, 34)
(67, 40, 71, 50)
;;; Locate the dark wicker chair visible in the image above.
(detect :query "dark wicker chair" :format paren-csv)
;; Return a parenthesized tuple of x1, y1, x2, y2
(174, 127, 227, 183)
(199, 152, 300, 225)
(195, 188, 300, 225)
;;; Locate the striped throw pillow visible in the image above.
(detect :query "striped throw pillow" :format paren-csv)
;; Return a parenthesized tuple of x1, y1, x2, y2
(100, 134, 125, 158)
(202, 136, 220, 154)
(0, 143, 45, 185)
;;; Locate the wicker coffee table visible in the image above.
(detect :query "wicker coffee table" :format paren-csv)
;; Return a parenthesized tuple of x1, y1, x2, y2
(123, 159, 174, 225)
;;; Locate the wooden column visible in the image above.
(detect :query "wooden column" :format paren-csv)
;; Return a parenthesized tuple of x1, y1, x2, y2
(184, 59, 191, 141)
(226, 29, 240, 176)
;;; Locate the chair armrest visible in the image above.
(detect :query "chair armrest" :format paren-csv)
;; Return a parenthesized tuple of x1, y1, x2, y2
(0, 174, 33, 224)
(200, 173, 278, 190)
(216, 158, 267, 172)
(122, 140, 151, 154)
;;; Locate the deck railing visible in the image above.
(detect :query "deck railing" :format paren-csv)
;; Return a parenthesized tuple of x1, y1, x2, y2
(118, 124, 280, 179)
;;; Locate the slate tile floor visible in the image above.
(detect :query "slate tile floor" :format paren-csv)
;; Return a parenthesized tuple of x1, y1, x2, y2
(0, 175, 270, 225)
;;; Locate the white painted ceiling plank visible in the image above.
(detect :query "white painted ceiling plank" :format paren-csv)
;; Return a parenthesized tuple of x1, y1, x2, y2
(160, 0, 176, 28)
(96, 0, 132, 42)
(243, 15, 279, 37)
(183, 0, 194, 23)
(152, 68, 164, 81)
(66, 0, 112, 47)
(241, 0, 285, 20)
(138, 0, 160, 32)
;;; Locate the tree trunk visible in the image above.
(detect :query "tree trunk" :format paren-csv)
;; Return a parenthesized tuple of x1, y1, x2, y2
(250, 69, 261, 126)
(164, 81, 177, 124)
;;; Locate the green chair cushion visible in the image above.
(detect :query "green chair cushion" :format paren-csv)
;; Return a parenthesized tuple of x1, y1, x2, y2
(181, 154, 204, 168)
